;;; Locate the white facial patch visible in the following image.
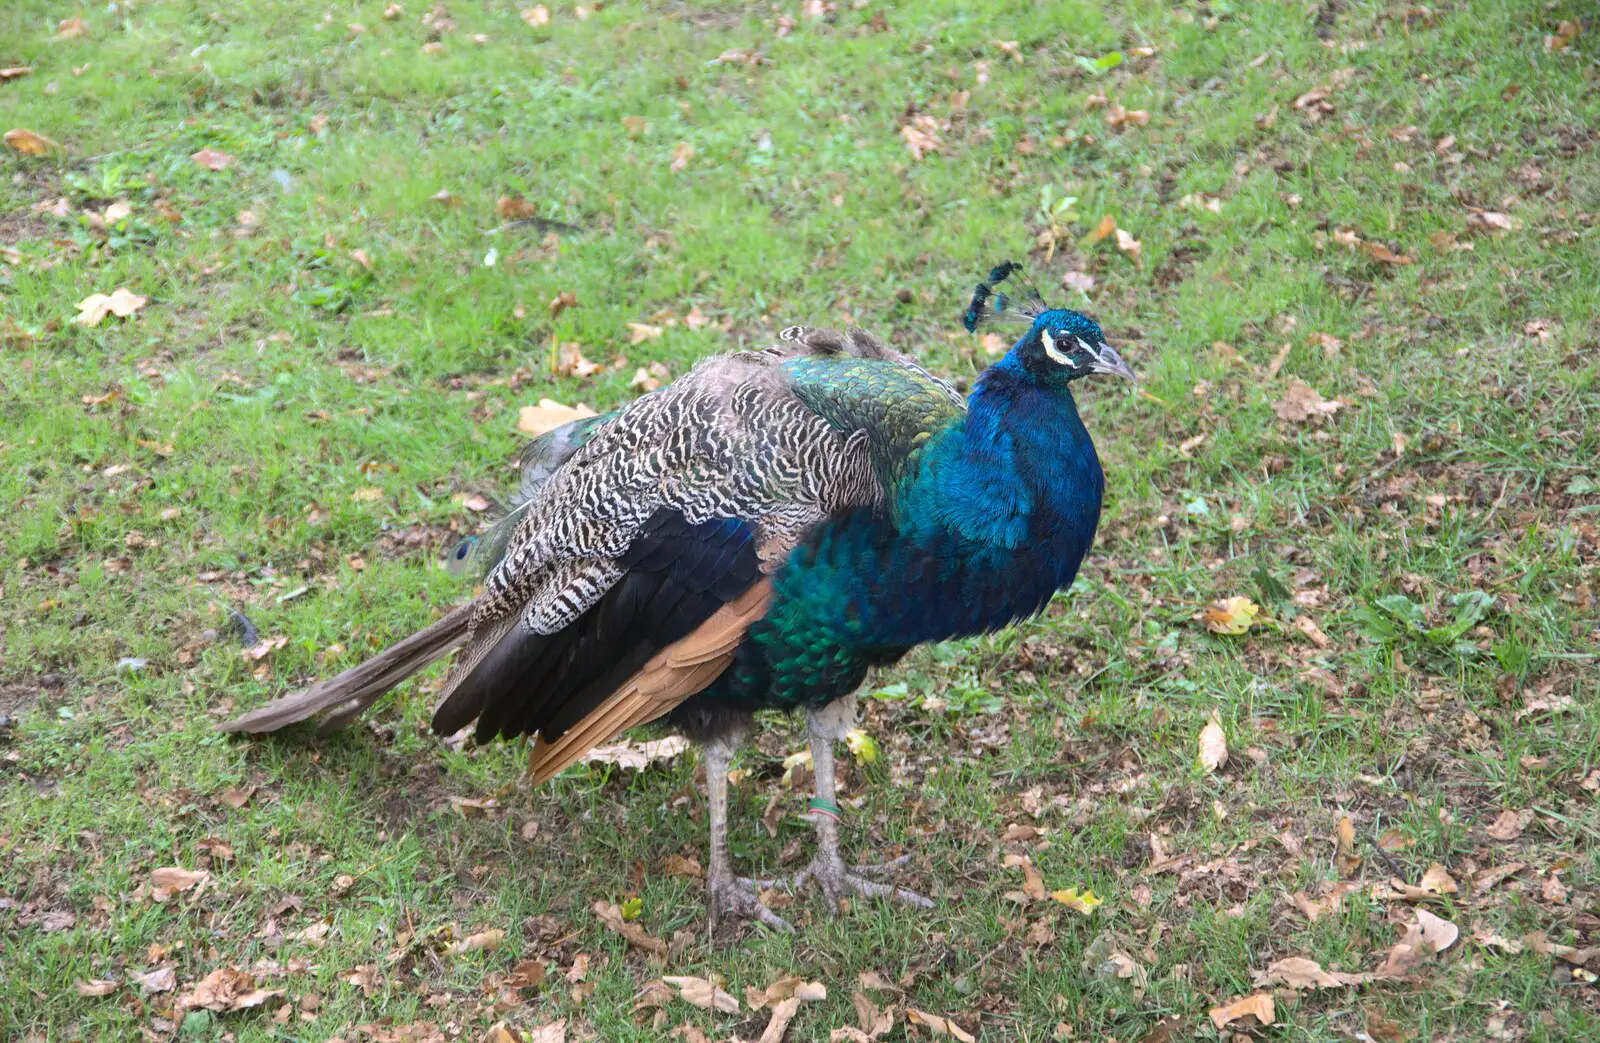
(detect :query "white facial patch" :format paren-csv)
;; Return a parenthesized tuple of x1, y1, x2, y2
(1041, 328, 1078, 367)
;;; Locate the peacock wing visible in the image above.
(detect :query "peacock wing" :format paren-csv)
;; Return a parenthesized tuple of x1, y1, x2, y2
(429, 344, 886, 753)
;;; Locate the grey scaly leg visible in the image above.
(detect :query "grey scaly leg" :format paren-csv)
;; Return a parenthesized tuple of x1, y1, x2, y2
(702, 735, 793, 934)
(789, 694, 934, 911)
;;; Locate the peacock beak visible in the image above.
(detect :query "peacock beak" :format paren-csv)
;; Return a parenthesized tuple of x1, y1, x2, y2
(1090, 343, 1139, 381)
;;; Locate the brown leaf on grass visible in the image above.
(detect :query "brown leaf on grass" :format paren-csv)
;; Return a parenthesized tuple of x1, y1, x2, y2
(628, 322, 665, 345)
(664, 975, 740, 1013)
(1335, 816, 1362, 877)
(1113, 227, 1142, 263)
(661, 854, 703, 878)
(906, 1008, 976, 1041)
(592, 900, 668, 955)
(758, 997, 802, 1043)
(1293, 614, 1331, 647)
(241, 635, 289, 661)
(526, 1021, 567, 1043)
(1104, 105, 1150, 129)
(1391, 863, 1458, 901)
(498, 196, 537, 221)
(340, 964, 380, 995)
(517, 399, 598, 437)
(670, 142, 694, 172)
(1377, 829, 1412, 852)
(1466, 211, 1512, 234)
(1274, 380, 1345, 423)
(73, 287, 148, 326)
(135, 966, 177, 993)
(1208, 993, 1275, 1029)
(190, 148, 234, 171)
(58, 16, 90, 37)
(1001, 853, 1048, 902)
(1484, 809, 1529, 841)
(150, 867, 210, 902)
(980, 332, 1007, 356)
(1379, 908, 1458, 976)
(180, 967, 284, 1011)
(1197, 713, 1227, 773)
(1265, 956, 1378, 990)
(508, 959, 547, 990)
(4, 128, 63, 155)
(583, 736, 689, 770)
(556, 345, 602, 379)
(548, 290, 579, 318)
(220, 785, 254, 808)
(1473, 926, 1525, 954)
(899, 117, 945, 161)
(1360, 242, 1414, 265)
(1473, 862, 1526, 892)
(444, 928, 505, 956)
(521, 6, 551, 27)
(1201, 596, 1261, 635)
(76, 979, 119, 997)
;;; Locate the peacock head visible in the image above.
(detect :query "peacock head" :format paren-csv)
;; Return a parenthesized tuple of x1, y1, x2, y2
(963, 261, 1137, 385)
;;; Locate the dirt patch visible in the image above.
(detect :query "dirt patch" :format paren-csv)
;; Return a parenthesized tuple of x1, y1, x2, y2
(0, 683, 47, 721)
(0, 209, 54, 246)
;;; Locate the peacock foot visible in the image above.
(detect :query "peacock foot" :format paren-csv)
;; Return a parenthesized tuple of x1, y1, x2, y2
(789, 851, 935, 913)
(708, 872, 794, 934)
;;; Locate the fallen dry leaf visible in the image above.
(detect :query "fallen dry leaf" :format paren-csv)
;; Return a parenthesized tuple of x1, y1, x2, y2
(1209, 993, 1275, 1029)
(150, 867, 210, 902)
(0, 67, 31, 80)
(521, 5, 551, 27)
(526, 1021, 566, 1043)
(73, 287, 148, 326)
(1379, 908, 1459, 976)
(1003, 853, 1047, 901)
(670, 142, 694, 172)
(1467, 211, 1512, 234)
(497, 196, 537, 221)
(900, 117, 944, 160)
(582, 736, 689, 771)
(662, 854, 703, 878)
(906, 1008, 976, 1042)
(1080, 215, 1115, 246)
(1419, 863, 1459, 896)
(1197, 712, 1227, 773)
(1274, 379, 1345, 423)
(1293, 614, 1331, 647)
(1266, 956, 1378, 990)
(664, 975, 740, 1014)
(517, 399, 598, 437)
(180, 968, 284, 1012)
(134, 966, 177, 993)
(1201, 596, 1261, 635)
(1485, 809, 1528, 841)
(4, 128, 64, 155)
(190, 147, 234, 171)
(628, 322, 665, 345)
(1335, 815, 1362, 877)
(1360, 242, 1414, 265)
(1114, 227, 1142, 263)
(1474, 862, 1525, 892)
(759, 997, 802, 1043)
(444, 928, 505, 956)
(75, 979, 119, 997)
(592, 900, 668, 955)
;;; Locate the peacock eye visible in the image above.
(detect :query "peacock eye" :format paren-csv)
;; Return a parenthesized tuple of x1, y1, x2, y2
(455, 543, 471, 560)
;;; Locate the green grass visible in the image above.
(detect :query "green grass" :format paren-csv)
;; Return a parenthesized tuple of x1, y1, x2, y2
(3, 0, 1598, 1039)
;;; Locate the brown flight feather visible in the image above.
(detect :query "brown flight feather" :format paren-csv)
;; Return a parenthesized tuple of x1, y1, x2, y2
(528, 579, 773, 785)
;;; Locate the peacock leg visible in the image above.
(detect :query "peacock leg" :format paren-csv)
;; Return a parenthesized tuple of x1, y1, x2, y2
(790, 694, 934, 912)
(702, 735, 793, 934)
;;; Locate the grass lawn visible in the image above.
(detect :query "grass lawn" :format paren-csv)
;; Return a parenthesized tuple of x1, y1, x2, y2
(3, 0, 1598, 1039)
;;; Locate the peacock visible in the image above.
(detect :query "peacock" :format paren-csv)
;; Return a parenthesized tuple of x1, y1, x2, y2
(223, 262, 1136, 931)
